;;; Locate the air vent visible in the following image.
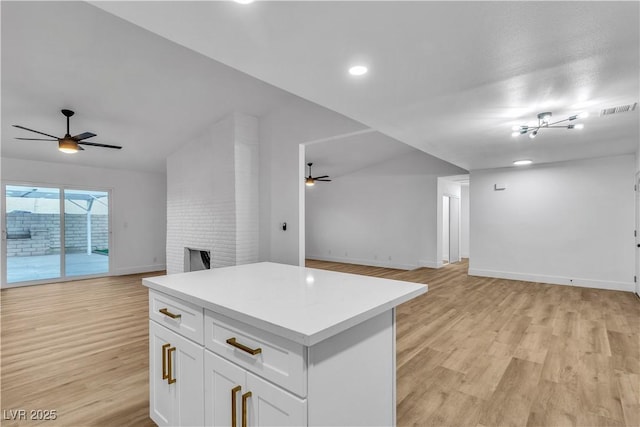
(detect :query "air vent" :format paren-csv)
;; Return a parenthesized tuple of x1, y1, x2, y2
(600, 102, 638, 116)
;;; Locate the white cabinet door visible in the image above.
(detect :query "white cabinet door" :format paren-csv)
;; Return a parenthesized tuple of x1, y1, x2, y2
(150, 321, 204, 427)
(205, 351, 306, 427)
(246, 372, 306, 427)
(204, 351, 246, 427)
(150, 321, 175, 426)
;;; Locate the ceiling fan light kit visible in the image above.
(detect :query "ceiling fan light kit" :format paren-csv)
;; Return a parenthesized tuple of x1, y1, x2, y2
(512, 111, 588, 139)
(58, 138, 80, 154)
(13, 109, 122, 154)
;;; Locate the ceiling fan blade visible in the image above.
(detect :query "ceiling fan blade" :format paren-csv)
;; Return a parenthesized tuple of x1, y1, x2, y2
(77, 141, 122, 149)
(313, 175, 329, 180)
(13, 125, 60, 140)
(77, 145, 85, 151)
(15, 137, 57, 141)
(72, 131, 97, 141)
(316, 179, 332, 182)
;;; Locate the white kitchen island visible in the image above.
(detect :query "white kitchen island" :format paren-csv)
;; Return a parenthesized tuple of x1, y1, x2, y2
(143, 262, 427, 427)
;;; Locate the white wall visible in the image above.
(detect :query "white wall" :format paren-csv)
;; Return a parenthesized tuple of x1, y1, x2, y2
(306, 152, 466, 269)
(259, 98, 369, 266)
(461, 185, 470, 258)
(469, 154, 635, 291)
(166, 113, 259, 274)
(1, 157, 166, 283)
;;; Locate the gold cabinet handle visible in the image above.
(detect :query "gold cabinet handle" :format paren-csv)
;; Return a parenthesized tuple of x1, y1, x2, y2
(159, 308, 181, 319)
(231, 385, 241, 427)
(167, 346, 176, 384)
(226, 338, 262, 356)
(241, 391, 252, 427)
(162, 343, 170, 380)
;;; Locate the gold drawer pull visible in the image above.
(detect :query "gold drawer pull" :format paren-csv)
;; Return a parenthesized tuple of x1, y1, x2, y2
(242, 391, 252, 427)
(162, 343, 170, 379)
(167, 346, 176, 384)
(231, 385, 241, 427)
(159, 308, 181, 319)
(226, 337, 262, 355)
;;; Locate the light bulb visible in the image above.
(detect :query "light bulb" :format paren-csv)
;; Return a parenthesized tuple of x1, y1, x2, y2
(512, 125, 521, 131)
(348, 65, 368, 76)
(578, 112, 589, 119)
(513, 160, 533, 166)
(529, 130, 537, 139)
(574, 123, 584, 129)
(511, 131, 520, 137)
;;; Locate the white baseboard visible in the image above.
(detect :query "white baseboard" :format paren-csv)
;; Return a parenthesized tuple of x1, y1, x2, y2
(306, 254, 415, 270)
(418, 260, 442, 269)
(468, 268, 635, 292)
(114, 264, 166, 276)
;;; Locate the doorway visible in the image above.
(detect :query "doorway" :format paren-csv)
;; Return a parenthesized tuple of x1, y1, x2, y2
(636, 172, 640, 297)
(3, 184, 110, 286)
(443, 195, 461, 264)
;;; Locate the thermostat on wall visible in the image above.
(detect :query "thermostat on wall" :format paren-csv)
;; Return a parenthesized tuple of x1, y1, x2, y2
(494, 183, 507, 191)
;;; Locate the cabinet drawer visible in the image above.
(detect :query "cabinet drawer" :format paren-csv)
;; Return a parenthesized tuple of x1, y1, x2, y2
(150, 290, 204, 344)
(205, 310, 307, 398)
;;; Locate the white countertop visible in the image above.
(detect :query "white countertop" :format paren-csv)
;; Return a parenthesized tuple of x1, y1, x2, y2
(143, 262, 427, 346)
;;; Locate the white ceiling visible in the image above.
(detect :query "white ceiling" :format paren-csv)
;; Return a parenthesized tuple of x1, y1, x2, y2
(1, 1, 294, 173)
(305, 130, 420, 179)
(3, 1, 639, 175)
(91, 0, 640, 171)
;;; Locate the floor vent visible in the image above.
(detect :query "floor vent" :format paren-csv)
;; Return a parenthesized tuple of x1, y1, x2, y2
(600, 102, 638, 116)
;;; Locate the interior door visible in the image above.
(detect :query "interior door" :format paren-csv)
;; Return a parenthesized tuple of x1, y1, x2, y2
(442, 196, 449, 262)
(449, 197, 460, 263)
(636, 173, 640, 297)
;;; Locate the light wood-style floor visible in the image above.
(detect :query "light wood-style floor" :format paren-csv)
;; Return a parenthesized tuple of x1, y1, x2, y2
(307, 259, 640, 427)
(1, 261, 638, 426)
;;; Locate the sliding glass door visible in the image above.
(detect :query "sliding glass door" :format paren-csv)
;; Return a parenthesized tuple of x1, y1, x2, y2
(64, 189, 110, 277)
(5, 185, 62, 283)
(3, 184, 110, 285)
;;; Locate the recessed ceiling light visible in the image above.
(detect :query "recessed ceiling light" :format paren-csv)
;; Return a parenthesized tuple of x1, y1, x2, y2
(513, 159, 533, 166)
(234, 0, 254, 4)
(348, 65, 368, 76)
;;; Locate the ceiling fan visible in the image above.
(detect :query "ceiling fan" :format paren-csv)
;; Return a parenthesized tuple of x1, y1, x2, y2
(13, 109, 122, 153)
(305, 162, 331, 186)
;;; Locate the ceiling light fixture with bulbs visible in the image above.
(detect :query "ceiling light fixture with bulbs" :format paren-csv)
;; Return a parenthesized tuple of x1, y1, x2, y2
(511, 111, 588, 139)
